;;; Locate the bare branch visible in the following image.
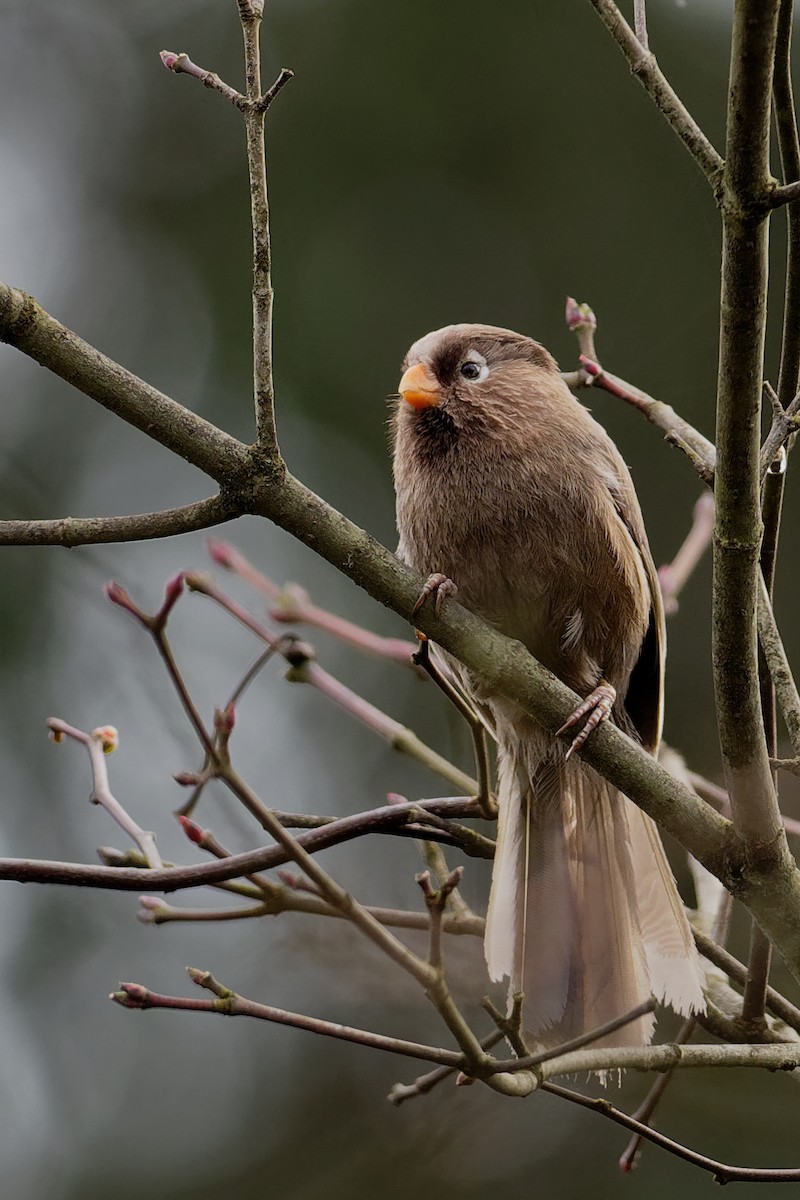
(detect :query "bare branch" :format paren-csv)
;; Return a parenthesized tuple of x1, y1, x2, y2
(761, 383, 800, 477)
(186, 573, 479, 795)
(160, 51, 249, 109)
(576, 355, 716, 484)
(544, 1080, 800, 1184)
(48, 719, 163, 870)
(694, 929, 800, 1035)
(112, 973, 465, 1068)
(771, 178, 800, 207)
(254, 67, 294, 113)
(658, 493, 715, 615)
(712, 2, 784, 855)
(586, 0, 724, 187)
(618, 1017, 696, 1172)
(633, 0, 648, 50)
(757, 572, 800, 756)
(208, 538, 419, 667)
(0, 283, 251, 486)
(0, 495, 238, 548)
(388, 1031, 505, 1105)
(0, 797, 481, 892)
(538, 1042, 800, 1080)
(239, 4, 281, 456)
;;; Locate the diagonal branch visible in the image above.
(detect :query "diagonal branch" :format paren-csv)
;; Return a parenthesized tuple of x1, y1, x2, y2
(544, 1080, 800, 1184)
(586, 0, 724, 188)
(0, 282, 251, 486)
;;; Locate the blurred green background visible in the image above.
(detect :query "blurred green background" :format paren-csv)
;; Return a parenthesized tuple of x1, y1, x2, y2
(1, 0, 800, 1196)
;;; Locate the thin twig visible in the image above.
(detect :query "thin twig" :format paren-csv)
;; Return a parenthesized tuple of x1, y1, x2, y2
(576, 355, 716, 484)
(47, 719, 163, 869)
(543, 1080, 800, 1184)
(416, 868, 464, 970)
(693, 929, 800, 1035)
(186, 573, 479, 794)
(160, 51, 249, 109)
(757, 572, 800, 756)
(760, 384, 800, 477)
(112, 974, 465, 1068)
(239, 6, 281, 457)
(740, 925, 773, 1033)
(586, 0, 724, 186)
(209, 538, 418, 666)
(658, 493, 715, 615)
(488, 1000, 657, 1074)
(388, 1031, 506, 1105)
(618, 1017, 696, 1172)
(413, 636, 497, 817)
(633, 0, 648, 50)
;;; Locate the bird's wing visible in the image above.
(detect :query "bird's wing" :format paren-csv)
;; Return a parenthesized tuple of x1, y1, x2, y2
(600, 447, 665, 753)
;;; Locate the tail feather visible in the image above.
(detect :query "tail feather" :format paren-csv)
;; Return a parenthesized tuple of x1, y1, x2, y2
(627, 804, 706, 1016)
(485, 734, 705, 1051)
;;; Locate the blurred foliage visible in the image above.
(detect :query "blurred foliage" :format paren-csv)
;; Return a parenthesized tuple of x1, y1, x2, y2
(0, 1, 799, 1197)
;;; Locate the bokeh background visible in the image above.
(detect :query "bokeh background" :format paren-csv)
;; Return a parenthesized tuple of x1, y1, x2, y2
(1, 0, 800, 1196)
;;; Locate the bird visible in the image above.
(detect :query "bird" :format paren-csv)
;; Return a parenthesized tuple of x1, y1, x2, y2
(391, 322, 706, 1050)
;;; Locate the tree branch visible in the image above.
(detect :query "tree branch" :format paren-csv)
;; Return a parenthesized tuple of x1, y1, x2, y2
(544, 1080, 800, 1184)
(113, 972, 466, 1068)
(239, 5, 281, 456)
(0, 797, 480, 892)
(586, 0, 724, 188)
(713, 0, 785, 857)
(576, 355, 716, 483)
(0, 282, 251, 486)
(0, 495, 239, 548)
(48, 719, 163, 870)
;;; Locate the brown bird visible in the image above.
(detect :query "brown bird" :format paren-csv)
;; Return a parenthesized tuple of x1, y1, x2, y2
(392, 323, 705, 1049)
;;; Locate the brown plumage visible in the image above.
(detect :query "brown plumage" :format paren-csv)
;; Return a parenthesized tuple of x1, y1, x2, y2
(392, 323, 705, 1049)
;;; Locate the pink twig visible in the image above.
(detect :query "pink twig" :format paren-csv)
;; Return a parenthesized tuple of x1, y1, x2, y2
(186, 573, 478, 794)
(112, 971, 465, 1068)
(160, 51, 249, 110)
(208, 539, 418, 666)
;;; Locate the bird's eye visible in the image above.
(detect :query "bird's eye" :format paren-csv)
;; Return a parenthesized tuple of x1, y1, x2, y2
(460, 361, 482, 380)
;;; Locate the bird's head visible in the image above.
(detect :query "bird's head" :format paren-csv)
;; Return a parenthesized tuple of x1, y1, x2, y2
(395, 324, 559, 445)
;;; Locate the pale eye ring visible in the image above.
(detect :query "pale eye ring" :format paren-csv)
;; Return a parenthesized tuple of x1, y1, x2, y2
(460, 360, 483, 381)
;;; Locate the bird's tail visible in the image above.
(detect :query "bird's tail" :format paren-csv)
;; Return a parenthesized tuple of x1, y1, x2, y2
(484, 733, 706, 1049)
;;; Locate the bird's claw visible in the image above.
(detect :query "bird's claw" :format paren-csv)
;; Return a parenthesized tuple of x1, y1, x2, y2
(557, 681, 616, 760)
(412, 573, 458, 617)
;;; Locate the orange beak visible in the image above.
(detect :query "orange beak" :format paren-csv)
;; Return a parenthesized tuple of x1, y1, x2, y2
(398, 362, 443, 409)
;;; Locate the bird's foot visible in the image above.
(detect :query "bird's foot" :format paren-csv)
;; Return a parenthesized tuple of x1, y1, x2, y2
(412, 573, 458, 617)
(557, 681, 616, 760)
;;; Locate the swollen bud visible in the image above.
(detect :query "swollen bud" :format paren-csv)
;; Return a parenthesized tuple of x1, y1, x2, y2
(105, 581, 143, 620)
(214, 703, 236, 736)
(177, 814, 205, 844)
(91, 725, 119, 755)
(565, 296, 597, 331)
